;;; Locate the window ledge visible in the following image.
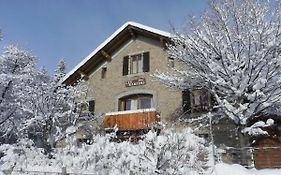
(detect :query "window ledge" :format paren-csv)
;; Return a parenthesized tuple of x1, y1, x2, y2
(105, 108, 156, 116)
(125, 72, 146, 77)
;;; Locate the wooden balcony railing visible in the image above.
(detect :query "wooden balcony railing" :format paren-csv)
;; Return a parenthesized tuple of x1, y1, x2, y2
(103, 108, 160, 131)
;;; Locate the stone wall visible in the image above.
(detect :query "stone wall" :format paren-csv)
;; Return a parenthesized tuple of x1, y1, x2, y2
(85, 36, 182, 124)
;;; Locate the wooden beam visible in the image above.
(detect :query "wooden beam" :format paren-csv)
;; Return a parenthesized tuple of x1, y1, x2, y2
(78, 70, 89, 80)
(101, 50, 111, 61)
(160, 37, 167, 50)
(128, 28, 136, 39)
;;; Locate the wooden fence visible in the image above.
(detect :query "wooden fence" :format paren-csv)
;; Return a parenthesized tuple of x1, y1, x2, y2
(217, 146, 281, 169)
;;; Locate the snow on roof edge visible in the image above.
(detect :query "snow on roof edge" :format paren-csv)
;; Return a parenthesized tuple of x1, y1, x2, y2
(61, 21, 172, 83)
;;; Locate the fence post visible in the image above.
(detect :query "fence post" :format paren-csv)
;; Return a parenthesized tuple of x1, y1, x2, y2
(62, 167, 68, 175)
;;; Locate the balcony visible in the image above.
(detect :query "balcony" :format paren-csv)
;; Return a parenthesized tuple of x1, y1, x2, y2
(103, 108, 160, 131)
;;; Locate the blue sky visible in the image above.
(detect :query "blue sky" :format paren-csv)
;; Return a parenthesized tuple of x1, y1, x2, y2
(0, 0, 208, 74)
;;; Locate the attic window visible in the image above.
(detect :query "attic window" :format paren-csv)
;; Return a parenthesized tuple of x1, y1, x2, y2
(123, 52, 150, 75)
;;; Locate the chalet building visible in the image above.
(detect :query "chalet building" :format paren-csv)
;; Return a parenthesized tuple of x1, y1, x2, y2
(62, 22, 213, 139)
(62, 21, 281, 168)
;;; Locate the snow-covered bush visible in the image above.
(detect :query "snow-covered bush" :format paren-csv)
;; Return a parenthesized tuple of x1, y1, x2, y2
(0, 128, 210, 175)
(138, 128, 209, 174)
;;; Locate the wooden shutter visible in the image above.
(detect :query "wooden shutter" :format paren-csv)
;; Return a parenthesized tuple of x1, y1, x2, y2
(123, 56, 129, 76)
(88, 100, 95, 114)
(182, 89, 191, 113)
(210, 93, 217, 110)
(143, 52, 150, 72)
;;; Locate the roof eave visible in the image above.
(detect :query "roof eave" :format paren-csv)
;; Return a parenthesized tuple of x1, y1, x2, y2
(61, 21, 172, 85)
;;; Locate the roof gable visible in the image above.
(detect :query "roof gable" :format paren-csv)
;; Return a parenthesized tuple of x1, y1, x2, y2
(62, 21, 171, 85)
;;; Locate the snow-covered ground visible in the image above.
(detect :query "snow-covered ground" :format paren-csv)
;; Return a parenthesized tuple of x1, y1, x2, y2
(1, 130, 281, 175)
(214, 163, 281, 175)
(1, 163, 281, 175)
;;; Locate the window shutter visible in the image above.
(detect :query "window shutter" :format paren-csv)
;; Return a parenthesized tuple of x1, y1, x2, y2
(88, 100, 95, 114)
(182, 89, 191, 113)
(123, 56, 129, 76)
(210, 93, 217, 110)
(143, 52, 150, 72)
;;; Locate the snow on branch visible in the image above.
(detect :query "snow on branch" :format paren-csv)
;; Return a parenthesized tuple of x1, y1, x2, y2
(156, 0, 281, 134)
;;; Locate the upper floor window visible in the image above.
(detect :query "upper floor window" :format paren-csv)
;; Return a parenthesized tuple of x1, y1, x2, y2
(119, 94, 153, 111)
(123, 52, 150, 76)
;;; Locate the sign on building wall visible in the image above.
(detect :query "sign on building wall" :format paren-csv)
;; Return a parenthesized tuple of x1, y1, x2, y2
(125, 77, 146, 87)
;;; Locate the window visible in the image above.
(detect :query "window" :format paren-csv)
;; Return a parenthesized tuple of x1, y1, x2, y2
(101, 67, 107, 79)
(130, 54, 143, 74)
(77, 138, 92, 145)
(88, 100, 95, 114)
(191, 89, 210, 113)
(77, 125, 93, 146)
(123, 52, 150, 75)
(119, 94, 152, 111)
(167, 57, 175, 68)
(198, 133, 209, 140)
(182, 88, 212, 113)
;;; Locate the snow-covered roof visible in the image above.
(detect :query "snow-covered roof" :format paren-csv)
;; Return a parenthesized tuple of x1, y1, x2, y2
(62, 21, 171, 84)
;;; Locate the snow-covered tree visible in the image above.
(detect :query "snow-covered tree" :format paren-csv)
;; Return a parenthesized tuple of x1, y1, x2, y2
(24, 59, 88, 154)
(0, 41, 90, 154)
(0, 45, 36, 144)
(54, 58, 66, 83)
(156, 0, 281, 134)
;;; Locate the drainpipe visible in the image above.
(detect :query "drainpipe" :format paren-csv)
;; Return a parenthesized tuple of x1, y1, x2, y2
(209, 112, 217, 173)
